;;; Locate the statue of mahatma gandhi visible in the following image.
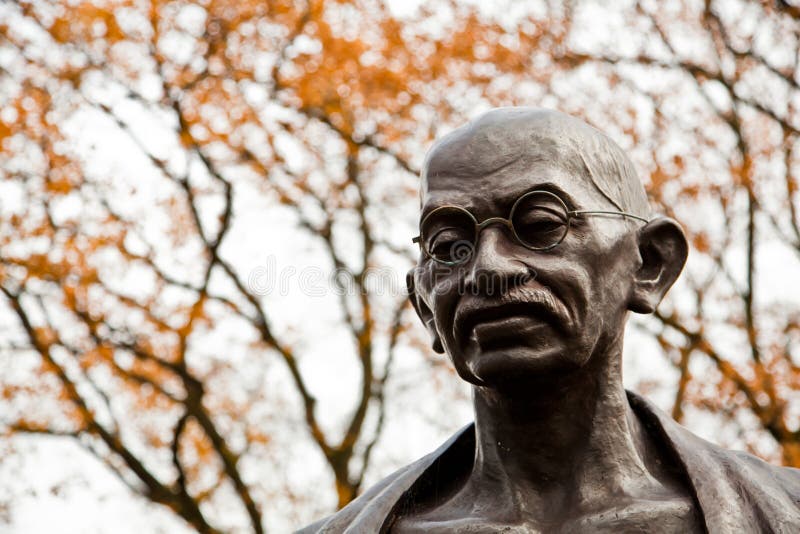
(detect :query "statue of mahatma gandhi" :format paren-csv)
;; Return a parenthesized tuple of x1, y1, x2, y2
(301, 108, 800, 533)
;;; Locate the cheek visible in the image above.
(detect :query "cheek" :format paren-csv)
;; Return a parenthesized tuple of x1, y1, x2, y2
(554, 234, 635, 331)
(420, 264, 461, 334)
(578, 237, 638, 317)
(431, 283, 459, 332)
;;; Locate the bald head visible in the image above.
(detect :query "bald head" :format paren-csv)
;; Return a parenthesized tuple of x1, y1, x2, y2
(422, 108, 650, 217)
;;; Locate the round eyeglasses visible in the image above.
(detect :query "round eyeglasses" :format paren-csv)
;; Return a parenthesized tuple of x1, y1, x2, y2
(412, 190, 649, 265)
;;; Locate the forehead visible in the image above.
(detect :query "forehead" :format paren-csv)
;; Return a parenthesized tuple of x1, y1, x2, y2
(421, 133, 603, 218)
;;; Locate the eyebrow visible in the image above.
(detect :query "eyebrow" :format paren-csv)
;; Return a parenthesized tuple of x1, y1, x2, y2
(522, 182, 579, 211)
(419, 181, 580, 222)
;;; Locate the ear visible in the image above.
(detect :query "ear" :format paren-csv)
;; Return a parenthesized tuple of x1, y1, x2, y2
(628, 217, 688, 314)
(406, 269, 444, 354)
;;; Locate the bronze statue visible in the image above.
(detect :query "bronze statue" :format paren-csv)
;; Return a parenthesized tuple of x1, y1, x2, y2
(300, 108, 800, 533)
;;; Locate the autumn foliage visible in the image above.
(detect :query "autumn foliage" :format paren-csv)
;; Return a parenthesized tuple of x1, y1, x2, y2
(1, 0, 799, 532)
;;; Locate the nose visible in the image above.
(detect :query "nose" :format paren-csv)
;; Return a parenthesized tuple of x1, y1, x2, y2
(463, 226, 532, 296)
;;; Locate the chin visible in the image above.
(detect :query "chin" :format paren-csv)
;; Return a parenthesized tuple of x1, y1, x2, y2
(457, 341, 584, 389)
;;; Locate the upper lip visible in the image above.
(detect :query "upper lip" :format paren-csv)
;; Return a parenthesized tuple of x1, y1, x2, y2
(455, 296, 563, 342)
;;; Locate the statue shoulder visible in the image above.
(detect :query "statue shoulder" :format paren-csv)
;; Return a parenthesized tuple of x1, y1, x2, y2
(726, 447, 800, 496)
(628, 390, 800, 529)
(296, 424, 475, 534)
(294, 461, 417, 534)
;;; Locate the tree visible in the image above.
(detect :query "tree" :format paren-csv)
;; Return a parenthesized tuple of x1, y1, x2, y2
(0, 0, 798, 531)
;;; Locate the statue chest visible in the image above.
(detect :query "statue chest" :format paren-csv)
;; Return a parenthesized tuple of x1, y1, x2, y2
(388, 495, 704, 533)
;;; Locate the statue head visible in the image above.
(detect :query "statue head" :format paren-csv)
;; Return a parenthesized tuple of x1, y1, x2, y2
(407, 108, 688, 390)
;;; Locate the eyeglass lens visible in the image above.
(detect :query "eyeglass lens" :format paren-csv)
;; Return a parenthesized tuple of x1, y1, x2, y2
(510, 191, 570, 250)
(421, 207, 477, 264)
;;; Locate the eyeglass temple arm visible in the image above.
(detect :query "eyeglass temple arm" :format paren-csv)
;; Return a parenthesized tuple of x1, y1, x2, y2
(569, 210, 650, 223)
(412, 236, 420, 244)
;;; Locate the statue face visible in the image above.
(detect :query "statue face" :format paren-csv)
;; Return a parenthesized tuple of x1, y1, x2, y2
(411, 128, 644, 388)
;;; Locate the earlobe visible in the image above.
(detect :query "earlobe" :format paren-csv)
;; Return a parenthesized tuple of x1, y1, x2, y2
(406, 269, 445, 354)
(628, 217, 689, 314)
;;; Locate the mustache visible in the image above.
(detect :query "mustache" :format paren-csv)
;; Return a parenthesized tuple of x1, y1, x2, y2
(454, 282, 570, 340)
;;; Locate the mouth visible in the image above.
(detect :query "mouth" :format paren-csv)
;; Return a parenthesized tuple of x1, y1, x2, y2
(473, 314, 551, 349)
(455, 300, 560, 346)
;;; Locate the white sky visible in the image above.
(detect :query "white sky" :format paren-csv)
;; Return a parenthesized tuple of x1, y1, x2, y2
(1, 0, 798, 532)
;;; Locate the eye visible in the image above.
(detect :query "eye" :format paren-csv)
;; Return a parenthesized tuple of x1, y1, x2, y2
(515, 210, 566, 233)
(428, 227, 473, 258)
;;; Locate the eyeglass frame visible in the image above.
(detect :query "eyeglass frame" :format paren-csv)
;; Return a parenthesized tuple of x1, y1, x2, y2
(412, 189, 650, 265)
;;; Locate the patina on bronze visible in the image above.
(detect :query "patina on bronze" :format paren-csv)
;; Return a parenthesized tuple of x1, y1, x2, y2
(300, 108, 800, 533)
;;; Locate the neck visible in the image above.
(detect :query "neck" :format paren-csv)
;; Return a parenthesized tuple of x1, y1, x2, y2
(469, 337, 657, 515)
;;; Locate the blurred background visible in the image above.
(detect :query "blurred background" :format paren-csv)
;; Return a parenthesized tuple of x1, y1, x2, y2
(0, 0, 799, 532)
